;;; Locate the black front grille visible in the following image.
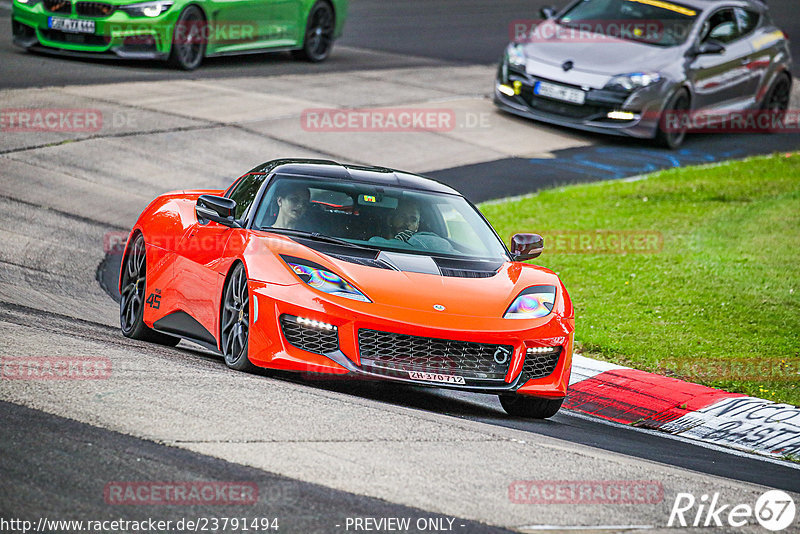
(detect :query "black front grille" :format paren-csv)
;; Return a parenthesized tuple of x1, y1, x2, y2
(43, 0, 71, 12)
(508, 74, 623, 121)
(520, 347, 562, 383)
(358, 329, 513, 380)
(522, 88, 608, 120)
(76, 1, 115, 16)
(280, 315, 339, 355)
(39, 29, 108, 45)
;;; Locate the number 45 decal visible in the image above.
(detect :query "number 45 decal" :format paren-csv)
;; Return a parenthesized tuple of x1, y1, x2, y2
(146, 288, 162, 309)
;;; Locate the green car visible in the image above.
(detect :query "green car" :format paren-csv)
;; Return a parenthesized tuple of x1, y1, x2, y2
(12, 0, 347, 69)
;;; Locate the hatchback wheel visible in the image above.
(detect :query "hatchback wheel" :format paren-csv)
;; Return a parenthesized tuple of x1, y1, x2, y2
(655, 89, 690, 149)
(761, 73, 791, 131)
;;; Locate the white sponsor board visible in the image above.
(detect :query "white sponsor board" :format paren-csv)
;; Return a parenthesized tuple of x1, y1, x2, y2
(661, 397, 800, 458)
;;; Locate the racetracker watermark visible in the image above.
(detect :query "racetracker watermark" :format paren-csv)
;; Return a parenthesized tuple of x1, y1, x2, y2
(105, 231, 242, 255)
(509, 480, 664, 504)
(510, 19, 678, 44)
(1, 108, 102, 133)
(1, 357, 111, 380)
(105, 21, 278, 45)
(658, 110, 800, 134)
(104, 481, 259, 506)
(542, 230, 663, 254)
(301, 108, 457, 132)
(1, 517, 279, 533)
(104, 231, 327, 260)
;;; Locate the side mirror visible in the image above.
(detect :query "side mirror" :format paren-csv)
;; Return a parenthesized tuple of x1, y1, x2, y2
(540, 6, 556, 19)
(695, 40, 725, 55)
(195, 195, 241, 228)
(511, 233, 544, 261)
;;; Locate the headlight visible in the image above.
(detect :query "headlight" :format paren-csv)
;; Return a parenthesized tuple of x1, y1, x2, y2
(504, 285, 556, 319)
(120, 0, 173, 17)
(506, 43, 527, 69)
(16, 0, 41, 5)
(284, 258, 371, 303)
(604, 72, 662, 92)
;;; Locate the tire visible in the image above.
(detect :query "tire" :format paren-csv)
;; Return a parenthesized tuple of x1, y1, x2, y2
(761, 72, 791, 131)
(168, 5, 206, 70)
(292, 1, 334, 63)
(499, 394, 564, 419)
(120, 233, 180, 346)
(655, 89, 690, 149)
(220, 263, 256, 372)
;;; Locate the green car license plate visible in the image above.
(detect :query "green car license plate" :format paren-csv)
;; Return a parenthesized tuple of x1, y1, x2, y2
(48, 17, 96, 34)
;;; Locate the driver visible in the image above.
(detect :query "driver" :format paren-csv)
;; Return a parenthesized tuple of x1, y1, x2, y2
(386, 200, 421, 242)
(371, 199, 455, 253)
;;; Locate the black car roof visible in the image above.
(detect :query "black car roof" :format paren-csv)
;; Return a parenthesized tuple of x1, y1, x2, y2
(250, 159, 460, 196)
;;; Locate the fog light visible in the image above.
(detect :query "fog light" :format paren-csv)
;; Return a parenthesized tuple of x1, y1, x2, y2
(607, 110, 637, 120)
(498, 84, 516, 97)
(296, 316, 337, 331)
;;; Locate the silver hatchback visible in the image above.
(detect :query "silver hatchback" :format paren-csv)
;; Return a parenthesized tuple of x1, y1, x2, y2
(494, 0, 792, 148)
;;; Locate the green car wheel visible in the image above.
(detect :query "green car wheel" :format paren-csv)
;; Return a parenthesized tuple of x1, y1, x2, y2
(168, 5, 205, 70)
(292, 0, 334, 63)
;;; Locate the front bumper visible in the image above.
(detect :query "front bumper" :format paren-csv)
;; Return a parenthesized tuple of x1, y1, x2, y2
(494, 64, 668, 139)
(248, 280, 574, 398)
(12, 3, 175, 59)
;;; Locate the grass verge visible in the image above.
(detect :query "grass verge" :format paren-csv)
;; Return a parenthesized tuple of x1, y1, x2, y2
(481, 152, 800, 406)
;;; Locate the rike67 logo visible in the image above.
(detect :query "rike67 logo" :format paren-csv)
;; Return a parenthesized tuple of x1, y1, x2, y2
(669, 490, 796, 531)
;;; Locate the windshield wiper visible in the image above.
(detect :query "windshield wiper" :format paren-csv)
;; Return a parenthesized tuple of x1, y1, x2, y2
(263, 228, 375, 250)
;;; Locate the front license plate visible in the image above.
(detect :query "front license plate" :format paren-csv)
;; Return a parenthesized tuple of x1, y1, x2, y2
(408, 371, 466, 385)
(534, 81, 586, 105)
(48, 17, 96, 34)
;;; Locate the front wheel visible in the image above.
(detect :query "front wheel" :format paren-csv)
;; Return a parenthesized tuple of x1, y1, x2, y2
(168, 5, 206, 70)
(220, 263, 256, 372)
(499, 395, 563, 419)
(292, 1, 334, 62)
(655, 89, 690, 149)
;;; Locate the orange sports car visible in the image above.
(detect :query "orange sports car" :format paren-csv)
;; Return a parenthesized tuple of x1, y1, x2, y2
(119, 159, 574, 418)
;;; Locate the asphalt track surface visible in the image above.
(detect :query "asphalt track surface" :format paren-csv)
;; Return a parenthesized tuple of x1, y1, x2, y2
(0, 401, 511, 533)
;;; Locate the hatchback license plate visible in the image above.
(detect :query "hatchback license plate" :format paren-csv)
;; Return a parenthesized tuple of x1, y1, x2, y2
(534, 81, 586, 105)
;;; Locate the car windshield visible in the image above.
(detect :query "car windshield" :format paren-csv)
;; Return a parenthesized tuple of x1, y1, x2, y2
(253, 175, 510, 261)
(558, 0, 700, 47)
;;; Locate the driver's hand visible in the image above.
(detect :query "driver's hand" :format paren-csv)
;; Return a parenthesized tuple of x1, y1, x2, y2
(394, 230, 414, 243)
